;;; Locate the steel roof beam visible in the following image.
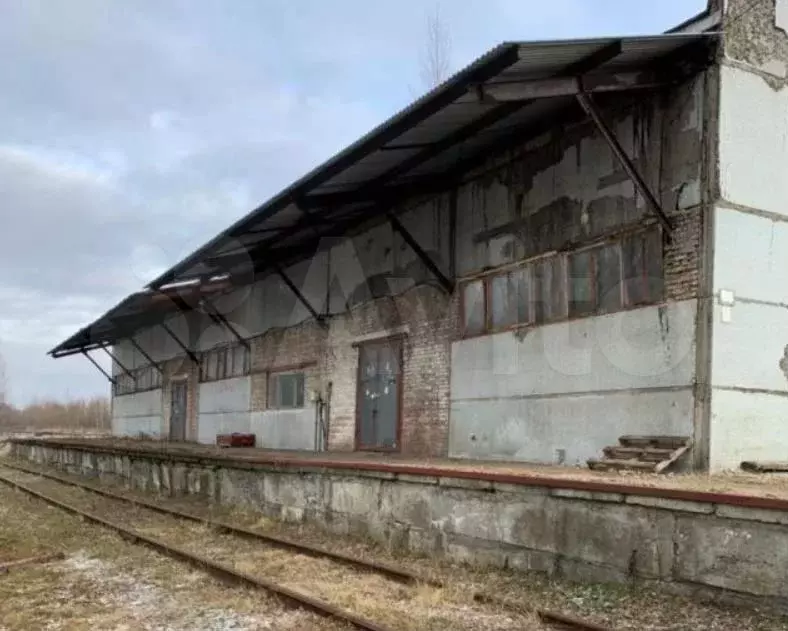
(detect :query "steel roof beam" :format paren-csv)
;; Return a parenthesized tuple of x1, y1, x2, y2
(100, 345, 134, 380)
(388, 212, 454, 294)
(200, 299, 251, 348)
(160, 322, 200, 365)
(475, 70, 663, 102)
(575, 90, 672, 233)
(299, 41, 626, 212)
(129, 337, 163, 376)
(275, 266, 327, 328)
(82, 350, 116, 385)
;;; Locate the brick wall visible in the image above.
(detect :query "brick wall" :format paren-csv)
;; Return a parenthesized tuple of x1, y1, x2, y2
(250, 319, 326, 413)
(321, 283, 455, 456)
(238, 282, 455, 457)
(161, 357, 199, 441)
(663, 206, 703, 302)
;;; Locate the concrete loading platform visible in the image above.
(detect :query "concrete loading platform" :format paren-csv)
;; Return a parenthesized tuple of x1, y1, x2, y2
(9, 436, 788, 614)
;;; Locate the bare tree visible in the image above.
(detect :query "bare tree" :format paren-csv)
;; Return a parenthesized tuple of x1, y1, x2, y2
(419, 4, 452, 90)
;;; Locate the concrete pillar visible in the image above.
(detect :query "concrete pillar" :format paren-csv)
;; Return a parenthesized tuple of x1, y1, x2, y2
(706, 0, 788, 470)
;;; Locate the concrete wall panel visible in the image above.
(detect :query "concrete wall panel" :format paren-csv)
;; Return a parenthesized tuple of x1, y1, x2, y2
(711, 302, 788, 392)
(111, 389, 163, 437)
(709, 389, 788, 471)
(250, 409, 316, 451)
(714, 205, 788, 305)
(719, 65, 788, 217)
(449, 301, 696, 463)
(450, 388, 693, 465)
(197, 377, 251, 444)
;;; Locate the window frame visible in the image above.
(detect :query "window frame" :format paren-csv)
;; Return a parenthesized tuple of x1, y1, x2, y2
(199, 343, 251, 383)
(112, 364, 162, 397)
(267, 370, 306, 410)
(459, 226, 663, 339)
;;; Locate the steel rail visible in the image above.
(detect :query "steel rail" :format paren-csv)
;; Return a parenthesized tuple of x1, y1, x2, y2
(0, 460, 613, 631)
(0, 469, 393, 631)
(0, 460, 415, 583)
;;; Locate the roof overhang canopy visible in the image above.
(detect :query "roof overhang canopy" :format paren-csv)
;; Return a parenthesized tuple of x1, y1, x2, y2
(50, 30, 719, 359)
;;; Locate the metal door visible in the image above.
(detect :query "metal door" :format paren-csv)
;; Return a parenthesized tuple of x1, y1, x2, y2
(169, 381, 187, 441)
(356, 339, 401, 451)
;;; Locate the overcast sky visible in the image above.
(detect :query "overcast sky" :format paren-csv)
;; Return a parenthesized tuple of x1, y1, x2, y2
(0, 0, 705, 406)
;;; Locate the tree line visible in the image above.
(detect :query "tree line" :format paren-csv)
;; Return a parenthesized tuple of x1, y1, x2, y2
(0, 398, 111, 434)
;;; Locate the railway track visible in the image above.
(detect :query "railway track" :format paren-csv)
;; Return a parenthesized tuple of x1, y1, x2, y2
(0, 459, 611, 631)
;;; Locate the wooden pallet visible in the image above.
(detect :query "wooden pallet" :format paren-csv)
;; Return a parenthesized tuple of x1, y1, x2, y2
(587, 435, 692, 473)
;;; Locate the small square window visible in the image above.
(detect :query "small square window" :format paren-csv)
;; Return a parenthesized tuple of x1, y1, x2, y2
(269, 372, 305, 409)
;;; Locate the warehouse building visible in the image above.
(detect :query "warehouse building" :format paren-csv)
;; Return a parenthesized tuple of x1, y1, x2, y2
(50, 1, 788, 471)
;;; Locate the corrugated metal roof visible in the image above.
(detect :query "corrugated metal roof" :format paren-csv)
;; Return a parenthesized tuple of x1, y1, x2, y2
(51, 29, 718, 357)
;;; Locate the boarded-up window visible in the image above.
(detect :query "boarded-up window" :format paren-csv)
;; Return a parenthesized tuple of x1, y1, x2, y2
(622, 229, 663, 306)
(231, 345, 249, 377)
(596, 244, 622, 313)
(533, 257, 566, 324)
(512, 267, 531, 325)
(490, 274, 513, 329)
(568, 250, 595, 317)
(489, 267, 531, 331)
(269, 372, 305, 409)
(460, 228, 663, 337)
(462, 280, 485, 336)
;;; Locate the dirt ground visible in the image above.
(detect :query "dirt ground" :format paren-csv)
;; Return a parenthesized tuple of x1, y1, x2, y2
(2, 460, 788, 631)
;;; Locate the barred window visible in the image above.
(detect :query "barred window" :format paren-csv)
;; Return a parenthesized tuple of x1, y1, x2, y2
(199, 343, 250, 382)
(113, 365, 162, 396)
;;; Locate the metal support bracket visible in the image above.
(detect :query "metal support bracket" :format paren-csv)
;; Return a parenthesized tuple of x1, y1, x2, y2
(129, 337, 163, 375)
(161, 322, 200, 365)
(387, 212, 455, 294)
(201, 299, 250, 349)
(100, 345, 134, 379)
(81, 350, 116, 385)
(575, 89, 673, 234)
(275, 266, 327, 327)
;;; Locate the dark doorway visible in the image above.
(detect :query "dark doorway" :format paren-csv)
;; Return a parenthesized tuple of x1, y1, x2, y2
(356, 338, 402, 452)
(169, 380, 188, 441)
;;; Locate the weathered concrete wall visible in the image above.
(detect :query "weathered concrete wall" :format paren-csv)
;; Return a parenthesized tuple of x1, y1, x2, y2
(196, 377, 251, 445)
(450, 300, 696, 464)
(14, 440, 788, 613)
(111, 389, 163, 437)
(250, 409, 316, 451)
(448, 74, 706, 463)
(707, 0, 788, 470)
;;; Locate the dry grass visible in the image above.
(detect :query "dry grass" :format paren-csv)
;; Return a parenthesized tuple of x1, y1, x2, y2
(1, 469, 540, 631)
(0, 480, 346, 630)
